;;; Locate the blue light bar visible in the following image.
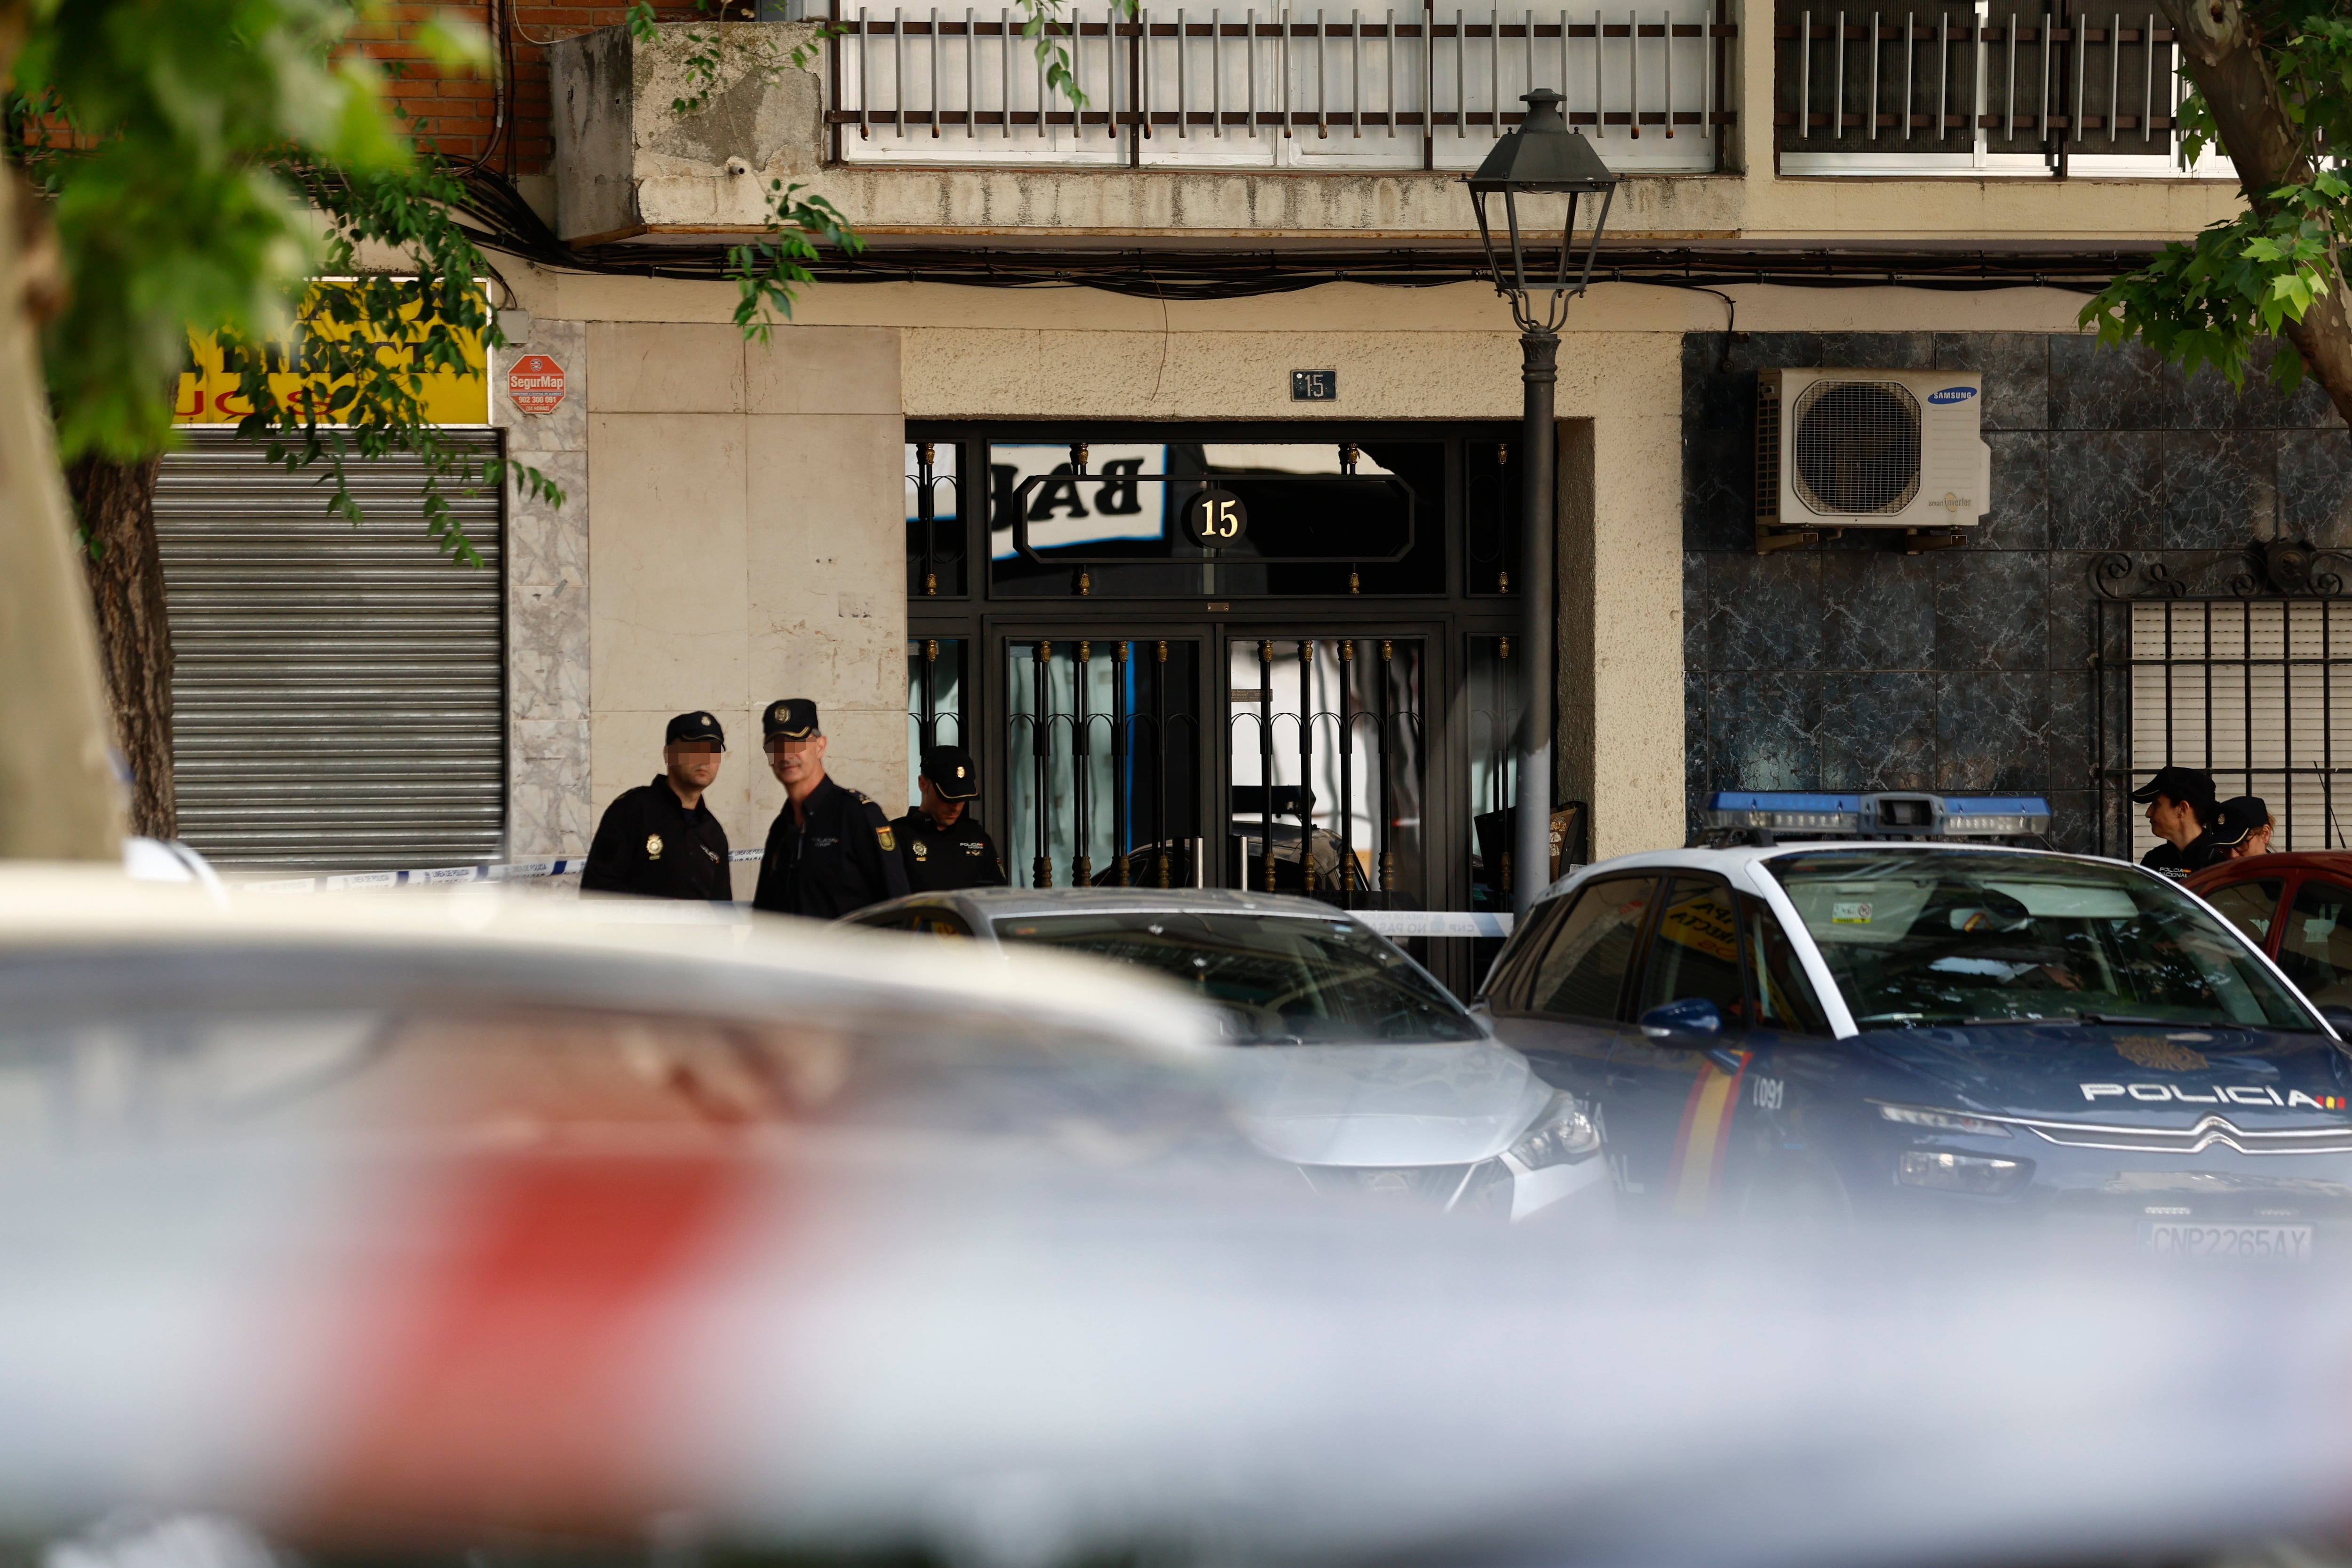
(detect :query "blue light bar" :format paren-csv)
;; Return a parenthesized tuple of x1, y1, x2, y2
(1703, 792, 2051, 841)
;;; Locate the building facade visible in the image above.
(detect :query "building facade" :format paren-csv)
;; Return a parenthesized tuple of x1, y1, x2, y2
(159, 0, 2352, 977)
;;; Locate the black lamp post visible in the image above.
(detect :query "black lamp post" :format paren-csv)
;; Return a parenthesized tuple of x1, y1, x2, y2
(1465, 87, 1617, 917)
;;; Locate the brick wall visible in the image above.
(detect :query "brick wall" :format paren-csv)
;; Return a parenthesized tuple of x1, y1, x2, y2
(363, 0, 709, 174)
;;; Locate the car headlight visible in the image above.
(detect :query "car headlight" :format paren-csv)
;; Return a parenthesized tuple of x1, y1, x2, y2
(1877, 1103, 2014, 1138)
(1897, 1150, 2032, 1195)
(1504, 1090, 1601, 1172)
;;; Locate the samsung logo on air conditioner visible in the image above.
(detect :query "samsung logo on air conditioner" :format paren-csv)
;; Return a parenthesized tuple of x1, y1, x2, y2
(1927, 386, 1979, 405)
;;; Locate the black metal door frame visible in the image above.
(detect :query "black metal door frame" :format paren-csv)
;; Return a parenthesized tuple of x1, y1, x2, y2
(908, 419, 1523, 993)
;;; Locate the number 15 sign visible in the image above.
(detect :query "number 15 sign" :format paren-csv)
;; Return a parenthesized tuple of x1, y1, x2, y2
(1181, 487, 1249, 548)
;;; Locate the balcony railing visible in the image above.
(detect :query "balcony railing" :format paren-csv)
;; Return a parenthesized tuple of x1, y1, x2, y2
(830, 2, 1733, 169)
(1773, 6, 2223, 175)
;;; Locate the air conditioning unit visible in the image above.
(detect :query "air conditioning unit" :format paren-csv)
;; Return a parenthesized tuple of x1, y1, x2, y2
(1754, 368, 1991, 536)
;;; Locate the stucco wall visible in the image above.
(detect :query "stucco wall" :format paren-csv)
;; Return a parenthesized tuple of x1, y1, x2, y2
(579, 320, 907, 894)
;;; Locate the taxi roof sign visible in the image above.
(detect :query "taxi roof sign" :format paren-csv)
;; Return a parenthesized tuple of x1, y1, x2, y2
(1700, 791, 2051, 845)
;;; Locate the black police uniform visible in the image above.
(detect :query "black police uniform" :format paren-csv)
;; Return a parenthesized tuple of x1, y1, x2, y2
(581, 776, 731, 899)
(893, 808, 1006, 891)
(2144, 832, 2223, 878)
(752, 774, 909, 917)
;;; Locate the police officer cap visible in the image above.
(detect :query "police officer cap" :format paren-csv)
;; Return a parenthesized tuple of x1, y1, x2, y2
(763, 699, 821, 741)
(665, 711, 726, 748)
(921, 744, 981, 801)
(2210, 795, 2271, 848)
(2130, 764, 2217, 807)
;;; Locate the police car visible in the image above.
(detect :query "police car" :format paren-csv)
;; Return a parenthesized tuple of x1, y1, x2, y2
(1472, 792, 2352, 1256)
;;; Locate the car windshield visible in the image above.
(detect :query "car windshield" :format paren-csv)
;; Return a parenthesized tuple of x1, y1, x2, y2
(989, 912, 1482, 1044)
(1766, 852, 2317, 1031)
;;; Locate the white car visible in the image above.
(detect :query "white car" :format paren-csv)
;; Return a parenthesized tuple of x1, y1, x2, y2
(846, 887, 1610, 1221)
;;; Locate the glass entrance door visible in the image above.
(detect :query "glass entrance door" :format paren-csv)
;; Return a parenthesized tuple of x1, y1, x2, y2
(1003, 637, 1202, 888)
(1224, 637, 1423, 904)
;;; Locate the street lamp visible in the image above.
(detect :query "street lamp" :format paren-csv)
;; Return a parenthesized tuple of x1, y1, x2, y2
(1465, 86, 1617, 918)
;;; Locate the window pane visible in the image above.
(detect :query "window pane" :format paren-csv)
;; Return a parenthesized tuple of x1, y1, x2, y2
(1740, 895, 1831, 1035)
(1526, 877, 1657, 1022)
(2280, 879, 2352, 1007)
(1637, 878, 1744, 1018)
(2205, 878, 2285, 947)
(1769, 850, 2314, 1031)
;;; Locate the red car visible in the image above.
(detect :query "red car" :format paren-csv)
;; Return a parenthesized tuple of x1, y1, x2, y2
(2187, 852, 2352, 1011)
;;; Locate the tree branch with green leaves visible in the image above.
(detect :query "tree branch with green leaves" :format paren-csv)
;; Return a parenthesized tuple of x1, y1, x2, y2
(2085, 0, 2352, 429)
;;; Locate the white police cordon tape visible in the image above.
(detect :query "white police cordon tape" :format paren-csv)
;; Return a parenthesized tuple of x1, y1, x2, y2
(234, 853, 1516, 936)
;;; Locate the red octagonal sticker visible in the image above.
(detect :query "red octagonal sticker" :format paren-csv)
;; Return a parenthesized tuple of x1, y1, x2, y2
(507, 354, 566, 415)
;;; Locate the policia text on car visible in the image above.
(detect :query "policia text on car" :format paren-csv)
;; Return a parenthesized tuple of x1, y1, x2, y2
(580, 712, 733, 900)
(752, 700, 911, 918)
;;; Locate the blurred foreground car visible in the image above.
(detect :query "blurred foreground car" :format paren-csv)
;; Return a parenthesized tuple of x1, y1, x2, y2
(846, 888, 1605, 1220)
(9, 875, 2352, 1568)
(1477, 792, 2352, 1253)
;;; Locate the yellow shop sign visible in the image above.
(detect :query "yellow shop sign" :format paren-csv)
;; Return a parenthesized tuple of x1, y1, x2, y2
(174, 287, 488, 425)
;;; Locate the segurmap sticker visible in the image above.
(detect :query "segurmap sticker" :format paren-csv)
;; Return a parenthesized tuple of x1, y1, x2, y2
(1832, 900, 1874, 924)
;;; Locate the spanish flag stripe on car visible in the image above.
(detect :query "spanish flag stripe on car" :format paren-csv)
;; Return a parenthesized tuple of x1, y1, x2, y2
(1668, 1053, 1748, 1218)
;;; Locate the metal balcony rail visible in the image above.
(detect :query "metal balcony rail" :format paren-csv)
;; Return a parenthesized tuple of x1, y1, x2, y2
(1773, 9, 2222, 175)
(829, 2, 1733, 170)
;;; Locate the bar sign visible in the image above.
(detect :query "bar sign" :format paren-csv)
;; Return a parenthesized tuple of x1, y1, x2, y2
(1291, 369, 1337, 401)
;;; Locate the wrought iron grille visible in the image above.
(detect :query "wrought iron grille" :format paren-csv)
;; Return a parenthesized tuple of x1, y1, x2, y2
(1773, 7, 2221, 175)
(1224, 636, 1424, 900)
(831, 0, 1732, 170)
(1007, 638, 1206, 887)
(2092, 549, 2352, 858)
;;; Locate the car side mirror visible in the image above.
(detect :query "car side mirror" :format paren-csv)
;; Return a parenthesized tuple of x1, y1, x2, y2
(2321, 1004, 2352, 1039)
(1638, 997, 1724, 1040)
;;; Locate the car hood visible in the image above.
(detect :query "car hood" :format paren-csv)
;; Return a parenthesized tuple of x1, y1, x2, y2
(1853, 1023, 2352, 1124)
(1215, 1040, 1554, 1167)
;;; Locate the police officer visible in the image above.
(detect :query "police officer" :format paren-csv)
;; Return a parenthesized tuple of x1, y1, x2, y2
(2132, 764, 2222, 877)
(892, 745, 1006, 892)
(750, 699, 910, 918)
(580, 711, 732, 899)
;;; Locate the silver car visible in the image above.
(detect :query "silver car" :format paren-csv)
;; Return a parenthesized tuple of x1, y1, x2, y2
(845, 888, 1611, 1220)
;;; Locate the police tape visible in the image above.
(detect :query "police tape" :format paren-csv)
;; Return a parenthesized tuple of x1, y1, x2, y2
(238, 850, 768, 894)
(234, 858, 1517, 935)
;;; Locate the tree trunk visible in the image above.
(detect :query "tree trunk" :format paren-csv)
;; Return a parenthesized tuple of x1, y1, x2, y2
(0, 0, 126, 860)
(2153, 0, 2352, 430)
(68, 454, 174, 839)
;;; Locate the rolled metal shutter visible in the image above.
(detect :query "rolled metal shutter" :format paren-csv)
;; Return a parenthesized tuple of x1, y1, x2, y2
(153, 427, 505, 871)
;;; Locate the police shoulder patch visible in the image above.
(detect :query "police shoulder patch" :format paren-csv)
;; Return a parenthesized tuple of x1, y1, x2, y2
(876, 825, 897, 852)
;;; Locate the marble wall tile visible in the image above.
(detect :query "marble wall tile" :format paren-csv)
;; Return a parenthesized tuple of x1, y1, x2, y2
(2048, 430, 2158, 551)
(2049, 335, 2247, 431)
(1820, 551, 1934, 670)
(1933, 670, 2050, 791)
(2045, 788, 2098, 855)
(2157, 430, 2278, 548)
(1684, 426, 1753, 551)
(1977, 431, 2050, 551)
(1934, 548, 2045, 671)
(2047, 668, 2094, 795)
(1702, 672, 1820, 790)
(1819, 671, 1937, 790)
(2278, 429, 2352, 547)
(1933, 333, 2050, 431)
(493, 319, 590, 861)
(1709, 549, 1822, 671)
